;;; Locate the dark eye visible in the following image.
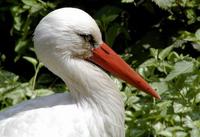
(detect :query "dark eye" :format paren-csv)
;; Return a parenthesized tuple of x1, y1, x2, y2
(78, 34, 96, 48)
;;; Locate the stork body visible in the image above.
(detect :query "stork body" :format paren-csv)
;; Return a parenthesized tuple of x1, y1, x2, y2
(0, 8, 160, 137)
(0, 56, 124, 137)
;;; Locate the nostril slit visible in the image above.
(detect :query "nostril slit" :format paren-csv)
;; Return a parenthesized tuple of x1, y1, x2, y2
(100, 47, 110, 55)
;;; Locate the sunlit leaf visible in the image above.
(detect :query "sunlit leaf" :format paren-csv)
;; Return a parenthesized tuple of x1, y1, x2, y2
(165, 61, 194, 81)
(23, 56, 38, 67)
(139, 58, 157, 68)
(195, 29, 200, 40)
(186, 9, 196, 24)
(0, 70, 35, 108)
(126, 96, 140, 106)
(121, 0, 135, 3)
(195, 92, 200, 103)
(152, 0, 175, 9)
(190, 128, 200, 137)
(158, 130, 172, 137)
(173, 102, 192, 113)
(158, 45, 174, 60)
(175, 131, 187, 137)
(22, 0, 38, 6)
(167, 51, 180, 62)
(184, 116, 195, 128)
(192, 43, 200, 52)
(151, 81, 168, 95)
(153, 122, 166, 133)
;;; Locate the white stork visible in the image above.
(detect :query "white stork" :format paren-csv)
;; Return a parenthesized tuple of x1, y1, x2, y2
(0, 8, 160, 137)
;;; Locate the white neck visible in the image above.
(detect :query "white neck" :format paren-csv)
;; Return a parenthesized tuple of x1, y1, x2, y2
(47, 56, 125, 137)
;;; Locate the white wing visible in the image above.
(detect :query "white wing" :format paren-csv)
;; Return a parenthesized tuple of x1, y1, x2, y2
(0, 93, 93, 137)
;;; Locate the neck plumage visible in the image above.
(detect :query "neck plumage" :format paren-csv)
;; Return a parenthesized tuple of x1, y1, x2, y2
(53, 57, 125, 137)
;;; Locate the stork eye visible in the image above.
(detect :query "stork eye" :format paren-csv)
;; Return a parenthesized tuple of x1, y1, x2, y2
(78, 34, 97, 48)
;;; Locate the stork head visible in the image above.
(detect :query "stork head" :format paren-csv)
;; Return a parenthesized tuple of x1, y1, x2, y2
(33, 8, 160, 99)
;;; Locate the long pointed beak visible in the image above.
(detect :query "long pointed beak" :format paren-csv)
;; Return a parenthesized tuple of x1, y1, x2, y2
(88, 43, 160, 99)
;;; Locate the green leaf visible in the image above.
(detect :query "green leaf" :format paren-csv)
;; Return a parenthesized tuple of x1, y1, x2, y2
(125, 110, 133, 121)
(126, 96, 140, 106)
(158, 130, 172, 137)
(15, 39, 28, 53)
(167, 51, 180, 62)
(195, 29, 200, 40)
(152, 0, 175, 9)
(165, 61, 194, 81)
(195, 92, 200, 103)
(121, 0, 135, 3)
(157, 61, 173, 73)
(190, 128, 200, 137)
(23, 56, 38, 67)
(22, 0, 38, 6)
(21, 0, 47, 14)
(158, 45, 174, 60)
(157, 101, 172, 116)
(0, 69, 35, 109)
(157, 100, 172, 109)
(11, 6, 26, 31)
(35, 89, 54, 97)
(151, 81, 168, 95)
(184, 116, 195, 128)
(150, 48, 159, 59)
(173, 102, 192, 113)
(186, 9, 196, 24)
(95, 6, 121, 19)
(175, 131, 187, 137)
(0, 70, 19, 84)
(139, 58, 157, 68)
(130, 129, 145, 137)
(153, 122, 166, 133)
(106, 23, 121, 46)
(95, 6, 121, 31)
(112, 77, 123, 90)
(192, 43, 200, 52)
(6, 83, 34, 104)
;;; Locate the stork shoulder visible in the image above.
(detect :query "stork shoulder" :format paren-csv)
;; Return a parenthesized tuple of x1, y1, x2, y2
(0, 93, 94, 137)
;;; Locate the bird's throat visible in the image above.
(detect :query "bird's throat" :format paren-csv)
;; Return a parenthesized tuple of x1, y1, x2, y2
(58, 58, 125, 137)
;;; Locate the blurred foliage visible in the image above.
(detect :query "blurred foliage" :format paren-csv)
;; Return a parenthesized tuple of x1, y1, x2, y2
(0, 0, 200, 136)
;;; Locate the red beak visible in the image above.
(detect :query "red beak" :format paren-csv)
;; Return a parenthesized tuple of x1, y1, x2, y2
(88, 43, 160, 99)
